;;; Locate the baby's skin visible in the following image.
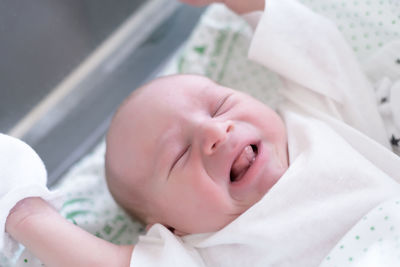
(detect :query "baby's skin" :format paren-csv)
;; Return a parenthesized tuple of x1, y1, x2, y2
(105, 74, 289, 235)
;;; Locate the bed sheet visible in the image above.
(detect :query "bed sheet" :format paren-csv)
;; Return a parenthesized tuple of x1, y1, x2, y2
(1, 0, 399, 266)
(319, 197, 400, 267)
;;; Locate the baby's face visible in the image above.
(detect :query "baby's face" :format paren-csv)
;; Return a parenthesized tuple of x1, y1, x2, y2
(108, 75, 288, 235)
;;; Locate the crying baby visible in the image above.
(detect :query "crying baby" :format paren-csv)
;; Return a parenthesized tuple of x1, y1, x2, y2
(104, 73, 289, 236)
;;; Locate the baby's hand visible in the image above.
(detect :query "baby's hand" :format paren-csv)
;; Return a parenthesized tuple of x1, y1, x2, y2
(0, 134, 51, 256)
(5, 197, 52, 239)
(180, 0, 264, 14)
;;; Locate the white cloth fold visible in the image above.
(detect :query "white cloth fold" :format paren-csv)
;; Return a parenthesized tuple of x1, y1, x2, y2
(0, 133, 62, 258)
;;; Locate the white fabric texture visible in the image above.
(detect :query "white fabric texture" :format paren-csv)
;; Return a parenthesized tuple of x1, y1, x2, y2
(320, 197, 400, 267)
(0, 134, 62, 258)
(131, 0, 400, 266)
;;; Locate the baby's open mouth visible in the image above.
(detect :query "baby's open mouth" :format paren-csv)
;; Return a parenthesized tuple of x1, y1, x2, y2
(230, 144, 258, 182)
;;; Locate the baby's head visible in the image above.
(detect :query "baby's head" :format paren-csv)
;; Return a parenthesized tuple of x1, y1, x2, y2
(105, 74, 288, 235)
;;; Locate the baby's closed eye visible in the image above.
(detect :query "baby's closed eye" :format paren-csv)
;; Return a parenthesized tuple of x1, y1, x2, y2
(170, 145, 191, 173)
(212, 94, 233, 117)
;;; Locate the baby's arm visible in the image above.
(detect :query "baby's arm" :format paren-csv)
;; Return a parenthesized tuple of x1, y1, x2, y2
(6, 197, 133, 267)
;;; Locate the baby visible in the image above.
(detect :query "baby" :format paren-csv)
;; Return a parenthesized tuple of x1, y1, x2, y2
(3, 0, 400, 266)
(104, 74, 289, 235)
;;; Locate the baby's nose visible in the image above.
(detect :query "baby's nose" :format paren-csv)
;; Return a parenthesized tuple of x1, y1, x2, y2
(200, 120, 234, 155)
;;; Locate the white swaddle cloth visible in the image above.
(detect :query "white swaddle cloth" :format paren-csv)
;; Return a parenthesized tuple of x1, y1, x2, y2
(0, 134, 62, 258)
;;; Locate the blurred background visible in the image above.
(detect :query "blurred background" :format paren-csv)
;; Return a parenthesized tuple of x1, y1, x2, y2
(0, 0, 205, 186)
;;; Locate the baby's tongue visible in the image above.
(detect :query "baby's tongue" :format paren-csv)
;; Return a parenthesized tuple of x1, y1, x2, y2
(231, 145, 256, 180)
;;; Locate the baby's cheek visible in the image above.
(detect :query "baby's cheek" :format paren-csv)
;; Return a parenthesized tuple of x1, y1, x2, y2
(175, 177, 238, 232)
(201, 181, 235, 216)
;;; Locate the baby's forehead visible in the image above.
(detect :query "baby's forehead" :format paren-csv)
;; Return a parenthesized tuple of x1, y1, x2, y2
(148, 75, 221, 96)
(134, 76, 226, 111)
